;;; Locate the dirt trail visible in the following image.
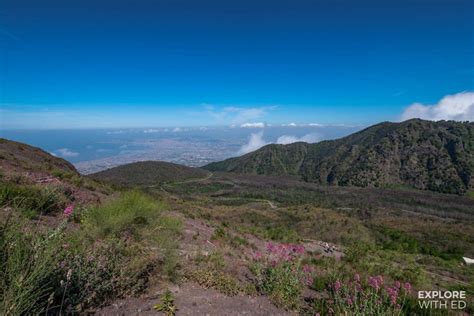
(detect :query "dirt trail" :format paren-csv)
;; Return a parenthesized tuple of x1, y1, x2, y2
(96, 216, 293, 316)
(95, 282, 292, 316)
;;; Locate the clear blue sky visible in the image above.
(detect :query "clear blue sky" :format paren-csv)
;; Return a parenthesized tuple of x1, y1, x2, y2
(0, 0, 473, 129)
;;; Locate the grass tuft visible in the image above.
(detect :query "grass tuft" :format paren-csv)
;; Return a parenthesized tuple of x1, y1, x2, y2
(81, 190, 165, 239)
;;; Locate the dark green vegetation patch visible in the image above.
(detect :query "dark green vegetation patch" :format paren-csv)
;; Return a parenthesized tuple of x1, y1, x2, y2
(205, 119, 474, 194)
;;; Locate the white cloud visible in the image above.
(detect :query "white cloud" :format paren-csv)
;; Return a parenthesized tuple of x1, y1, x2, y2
(276, 133, 321, 145)
(308, 123, 324, 127)
(401, 91, 474, 121)
(238, 132, 321, 155)
(107, 130, 126, 135)
(281, 122, 297, 127)
(240, 122, 266, 128)
(55, 148, 79, 158)
(238, 131, 268, 154)
(205, 105, 276, 124)
(143, 128, 159, 133)
(172, 127, 182, 132)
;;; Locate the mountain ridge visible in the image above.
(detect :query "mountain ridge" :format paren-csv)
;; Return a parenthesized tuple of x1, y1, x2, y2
(204, 119, 474, 194)
(0, 138, 78, 176)
(90, 160, 210, 186)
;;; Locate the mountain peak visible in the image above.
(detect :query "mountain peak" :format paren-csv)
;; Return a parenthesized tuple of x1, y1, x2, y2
(204, 120, 474, 194)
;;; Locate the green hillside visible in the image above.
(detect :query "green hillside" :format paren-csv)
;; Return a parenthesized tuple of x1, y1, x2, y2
(204, 119, 474, 194)
(0, 138, 78, 176)
(90, 160, 210, 186)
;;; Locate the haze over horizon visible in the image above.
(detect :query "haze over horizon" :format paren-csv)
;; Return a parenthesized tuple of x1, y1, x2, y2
(0, 0, 473, 130)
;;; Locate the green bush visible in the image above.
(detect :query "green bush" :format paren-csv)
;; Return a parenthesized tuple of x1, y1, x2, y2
(58, 238, 155, 310)
(81, 191, 182, 280)
(81, 190, 165, 239)
(189, 252, 242, 296)
(0, 190, 182, 314)
(0, 219, 63, 315)
(0, 183, 66, 217)
(211, 225, 249, 248)
(250, 243, 311, 311)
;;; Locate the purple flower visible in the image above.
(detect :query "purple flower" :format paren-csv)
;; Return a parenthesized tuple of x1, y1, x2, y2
(403, 282, 412, 292)
(63, 205, 74, 217)
(368, 276, 380, 290)
(334, 280, 342, 291)
(303, 264, 314, 274)
(354, 273, 360, 282)
(376, 275, 384, 285)
(253, 251, 263, 260)
(294, 244, 305, 254)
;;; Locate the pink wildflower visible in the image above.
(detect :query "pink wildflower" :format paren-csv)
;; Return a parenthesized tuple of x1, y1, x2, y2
(354, 273, 360, 282)
(334, 280, 342, 291)
(266, 242, 273, 252)
(303, 264, 314, 274)
(63, 205, 74, 217)
(294, 244, 305, 254)
(390, 294, 397, 305)
(368, 276, 380, 290)
(403, 282, 412, 292)
(376, 275, 384, 285)
(394, 280, 401, 289)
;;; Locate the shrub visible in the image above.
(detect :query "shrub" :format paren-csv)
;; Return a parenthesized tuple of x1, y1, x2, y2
(188, 251, 242, 296)
(1, 191, 182, 314)
(0, 219, 64, 315)
(58, 238, 155, 310)
(313, 274, 412, 315)
(143, 215, 182, 281)
(0, 216, 154, 314)
(189, 269, 242, 296)
(0, 183, 66, 217)
(211, 225, 249, 248)
(82, 191, 182, 281)
(250, 242, 314, 310)
(81, 190, 164, 239)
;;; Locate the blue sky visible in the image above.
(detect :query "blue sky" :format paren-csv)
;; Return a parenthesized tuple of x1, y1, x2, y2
(0, 0, 473, 129)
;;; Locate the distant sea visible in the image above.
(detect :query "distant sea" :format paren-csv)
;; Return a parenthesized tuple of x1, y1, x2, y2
(0, 125, 362, 174)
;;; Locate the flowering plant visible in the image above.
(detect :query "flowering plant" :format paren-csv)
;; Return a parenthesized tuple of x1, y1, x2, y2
(319, 274, 412, 315)
(251, 242, 315, 310)
(63, 205, 74, 217)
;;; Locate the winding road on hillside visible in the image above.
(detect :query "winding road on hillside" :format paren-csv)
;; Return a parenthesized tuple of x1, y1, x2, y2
(156, 172, 279, 209)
